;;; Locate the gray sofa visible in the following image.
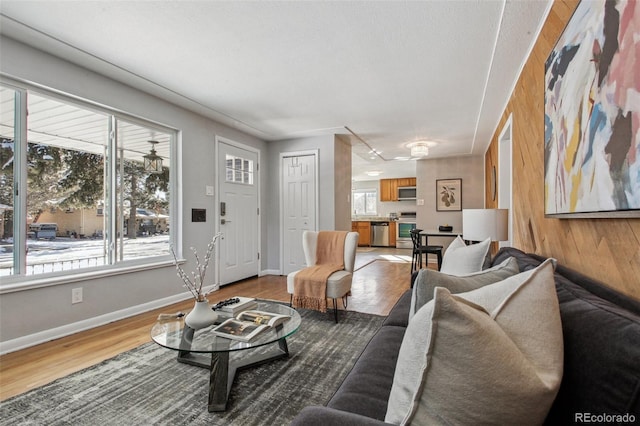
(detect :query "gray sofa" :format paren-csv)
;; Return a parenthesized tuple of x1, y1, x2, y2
(291, 247, 640, 425)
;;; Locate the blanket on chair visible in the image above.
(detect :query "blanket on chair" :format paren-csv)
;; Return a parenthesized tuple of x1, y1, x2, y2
(293, 231, 348, 313)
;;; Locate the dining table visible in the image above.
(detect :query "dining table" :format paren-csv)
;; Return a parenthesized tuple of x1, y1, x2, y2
(418, 229, 461, 247)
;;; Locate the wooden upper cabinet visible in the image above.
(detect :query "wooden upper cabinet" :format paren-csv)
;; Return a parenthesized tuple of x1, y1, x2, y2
(380, 179, 398, 202)
(397, 177, 416, 187)
(380, 178, 415, 201)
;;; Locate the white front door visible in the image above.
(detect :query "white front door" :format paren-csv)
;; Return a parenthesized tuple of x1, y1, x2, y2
(281, 153, 317, 275)
(217, 140, 259, 285)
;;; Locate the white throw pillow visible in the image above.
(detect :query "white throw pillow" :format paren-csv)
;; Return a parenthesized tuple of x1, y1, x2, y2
(439, 236, 490, 275)
(385, 259, 563, 425)
(409, 256, 519, 319)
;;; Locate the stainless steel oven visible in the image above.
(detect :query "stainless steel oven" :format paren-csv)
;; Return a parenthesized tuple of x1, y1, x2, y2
(395, 212, 416, 249)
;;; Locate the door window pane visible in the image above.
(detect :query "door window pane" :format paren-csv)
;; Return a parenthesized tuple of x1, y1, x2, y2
(225, 154, 254, 185)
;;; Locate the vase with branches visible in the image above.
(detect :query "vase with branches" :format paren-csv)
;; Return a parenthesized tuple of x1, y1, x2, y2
(170, 232, 222, 302)
(170, 233, 222, 329)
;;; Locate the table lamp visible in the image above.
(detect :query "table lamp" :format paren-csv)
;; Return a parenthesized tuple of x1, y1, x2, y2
(462, 209, 508, 242)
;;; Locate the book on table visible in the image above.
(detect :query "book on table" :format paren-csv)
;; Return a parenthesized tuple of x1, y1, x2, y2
(216, 296, 258, 316)
(212, 310, 291, 342)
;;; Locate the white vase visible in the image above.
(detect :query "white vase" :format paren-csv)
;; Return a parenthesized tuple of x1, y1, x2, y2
(185, 299, 218, 330)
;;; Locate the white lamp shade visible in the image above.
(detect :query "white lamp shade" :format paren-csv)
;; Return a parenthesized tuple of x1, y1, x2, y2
(462, 209, 508, 242)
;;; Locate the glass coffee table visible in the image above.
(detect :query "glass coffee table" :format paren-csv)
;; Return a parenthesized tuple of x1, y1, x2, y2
(151, 300, 301, 412)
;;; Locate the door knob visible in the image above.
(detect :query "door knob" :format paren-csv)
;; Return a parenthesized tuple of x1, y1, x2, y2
(221, 219, 232, 225)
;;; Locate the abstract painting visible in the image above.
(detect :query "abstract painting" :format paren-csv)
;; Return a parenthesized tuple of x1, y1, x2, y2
(544, 0, 639, 218)
(436, 178, 462, 211)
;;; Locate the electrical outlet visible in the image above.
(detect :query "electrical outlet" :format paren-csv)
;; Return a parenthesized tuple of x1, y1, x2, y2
(72, 287, 83, 304)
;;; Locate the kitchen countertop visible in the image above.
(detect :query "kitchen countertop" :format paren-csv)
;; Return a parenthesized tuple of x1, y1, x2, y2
(351, 217, 397, 222)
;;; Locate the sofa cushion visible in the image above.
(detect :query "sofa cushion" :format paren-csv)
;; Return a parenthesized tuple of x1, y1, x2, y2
(383, 291, 412, 327)
(545, 272, 640, 423)
(385, 259, 563, 425)
(440, 236, 490, 275)
(493, 247, 640, 424)
(408, 256, 519, 319)
(327, 325, 406, 421)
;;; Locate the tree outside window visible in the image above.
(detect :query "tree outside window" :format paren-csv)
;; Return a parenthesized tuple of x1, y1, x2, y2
(0, 85, 174, 277)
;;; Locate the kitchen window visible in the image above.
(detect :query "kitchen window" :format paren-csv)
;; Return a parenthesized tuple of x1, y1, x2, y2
(352, 189, 377, 216)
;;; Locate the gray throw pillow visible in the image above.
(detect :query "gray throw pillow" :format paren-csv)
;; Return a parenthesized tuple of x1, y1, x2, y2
(386, 259, 563, 425)
(409, 256, 519, 320)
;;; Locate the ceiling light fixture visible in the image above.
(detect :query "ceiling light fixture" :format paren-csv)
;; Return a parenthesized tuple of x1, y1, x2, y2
(407, 141, 436, 158)
(366, 170, 382, 177)
(143, 140, 163, 173)
(410, 144, 429, 157)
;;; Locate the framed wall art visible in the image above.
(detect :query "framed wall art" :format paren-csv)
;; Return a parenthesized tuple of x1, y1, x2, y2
(544, 0, 640, 218)
(436, 178, 462, 211)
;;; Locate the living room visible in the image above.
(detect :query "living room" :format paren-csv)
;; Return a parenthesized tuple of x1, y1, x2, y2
(1, 0, 639, 423)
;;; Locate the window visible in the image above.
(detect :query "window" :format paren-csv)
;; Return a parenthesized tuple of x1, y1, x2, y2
(0, 82, 175, 279)
(225, 154, 254, 185)
(352, 189, 377, 216)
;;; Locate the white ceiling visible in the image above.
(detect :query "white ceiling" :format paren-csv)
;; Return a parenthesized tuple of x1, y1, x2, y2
(0, 0, 551, 181)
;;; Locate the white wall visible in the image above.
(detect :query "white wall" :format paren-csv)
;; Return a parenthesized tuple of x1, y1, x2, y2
(264, 134, 353, 272)
(415, 155, 484, 249)
(334, 135, 352, 231)
(0, 37, 267, 350)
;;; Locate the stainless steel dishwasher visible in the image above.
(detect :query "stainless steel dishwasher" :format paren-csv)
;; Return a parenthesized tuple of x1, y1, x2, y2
(371, 222, 390, 247)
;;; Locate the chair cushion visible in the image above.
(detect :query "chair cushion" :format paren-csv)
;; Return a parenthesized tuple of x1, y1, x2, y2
(440, 236, 490, 275)
(385, 259, 563, 425)
(287, 269, 352, 299)
(408, 256, 520, 320)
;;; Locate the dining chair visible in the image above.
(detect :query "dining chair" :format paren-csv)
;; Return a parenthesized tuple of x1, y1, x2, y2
(410, 228, 443, 273)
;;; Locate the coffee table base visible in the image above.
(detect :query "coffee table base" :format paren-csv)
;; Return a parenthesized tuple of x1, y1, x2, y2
(177, 335, 290, 412)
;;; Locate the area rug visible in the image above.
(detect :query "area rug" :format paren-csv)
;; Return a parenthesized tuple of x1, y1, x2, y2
(0, 309, 385, 426)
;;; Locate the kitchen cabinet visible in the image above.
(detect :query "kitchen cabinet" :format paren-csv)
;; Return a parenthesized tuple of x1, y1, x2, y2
(389, 221, 397, 246)
(379, 179, 398, 202)
(352, 221, 371, 246)
(397, 177, 416, 187)
(380, 177, 415, 201)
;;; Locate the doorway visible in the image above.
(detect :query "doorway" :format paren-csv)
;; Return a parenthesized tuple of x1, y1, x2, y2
(498, 115, 513, 248)
(216, 138, 260, 285)
(280, 151, 318, 275)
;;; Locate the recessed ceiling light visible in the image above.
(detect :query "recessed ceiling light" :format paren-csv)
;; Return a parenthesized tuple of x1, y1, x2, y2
(365, 170, 382, 177)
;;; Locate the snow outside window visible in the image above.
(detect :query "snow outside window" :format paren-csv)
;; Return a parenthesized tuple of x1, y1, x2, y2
(0, 84, 175, 279)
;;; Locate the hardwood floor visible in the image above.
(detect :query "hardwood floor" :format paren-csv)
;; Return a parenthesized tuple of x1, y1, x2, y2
(0, 248, 415, 401)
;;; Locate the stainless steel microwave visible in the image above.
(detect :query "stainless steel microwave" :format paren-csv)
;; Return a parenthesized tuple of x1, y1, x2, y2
(397, 186, 416, 200)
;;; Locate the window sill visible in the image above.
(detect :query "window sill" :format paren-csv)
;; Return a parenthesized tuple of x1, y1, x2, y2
(0, 258, 177, 295)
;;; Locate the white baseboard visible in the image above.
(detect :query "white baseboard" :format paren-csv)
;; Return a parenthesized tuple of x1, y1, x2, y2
(260, 269, 281, 276)
(0, 291, 195, 355)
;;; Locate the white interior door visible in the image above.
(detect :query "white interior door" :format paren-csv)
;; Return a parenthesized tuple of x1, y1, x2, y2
(217, 140, 259, 285)
(281, 153, 317, 275)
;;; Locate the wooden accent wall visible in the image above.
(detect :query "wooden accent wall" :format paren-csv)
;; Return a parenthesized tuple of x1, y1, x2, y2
(485, 0, 640, 300)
